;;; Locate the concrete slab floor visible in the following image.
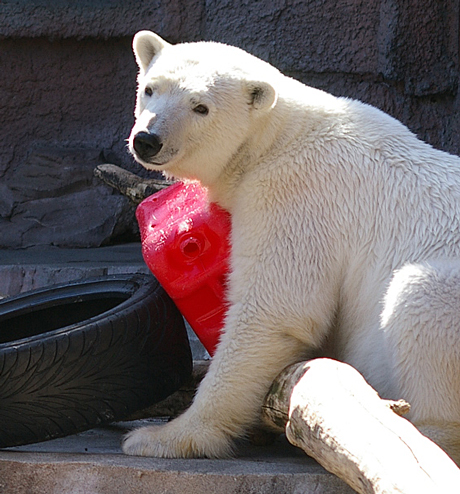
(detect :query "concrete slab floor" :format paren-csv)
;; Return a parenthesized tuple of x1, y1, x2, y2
(0, 420, 355, 494)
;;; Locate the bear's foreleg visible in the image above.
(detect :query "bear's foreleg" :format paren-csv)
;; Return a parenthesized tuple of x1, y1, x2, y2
(122, 305, 306, 458)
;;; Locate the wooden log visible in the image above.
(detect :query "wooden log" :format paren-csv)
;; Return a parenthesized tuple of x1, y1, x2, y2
(94, 163, 174, 203)
(262, 358, 460, 494)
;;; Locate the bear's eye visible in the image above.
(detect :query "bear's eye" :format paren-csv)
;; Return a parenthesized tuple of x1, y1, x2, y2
(193, 104, 209, 115)
(144, 87, 153, 97)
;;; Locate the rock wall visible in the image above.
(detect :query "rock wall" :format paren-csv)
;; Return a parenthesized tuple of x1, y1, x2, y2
(0, 0, 459, 248)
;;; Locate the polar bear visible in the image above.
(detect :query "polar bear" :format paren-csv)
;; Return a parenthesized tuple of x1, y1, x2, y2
(123, 30, 460, 462)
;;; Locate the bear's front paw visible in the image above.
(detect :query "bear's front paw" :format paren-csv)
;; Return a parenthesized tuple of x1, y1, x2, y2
(122, 419, 233, 458)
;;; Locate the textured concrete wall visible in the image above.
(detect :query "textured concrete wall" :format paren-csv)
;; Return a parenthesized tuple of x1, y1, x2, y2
(1, 0, 459, 248)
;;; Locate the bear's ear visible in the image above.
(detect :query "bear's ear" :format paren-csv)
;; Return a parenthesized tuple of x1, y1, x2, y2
(133, 31, 170, 72)
(247, 81, 278, 112)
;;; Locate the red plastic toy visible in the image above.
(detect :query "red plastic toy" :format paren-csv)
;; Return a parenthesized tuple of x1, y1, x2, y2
(136, 181, 231, 356)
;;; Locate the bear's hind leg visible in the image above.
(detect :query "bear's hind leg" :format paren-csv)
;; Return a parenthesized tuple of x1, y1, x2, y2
(382, 260, 460, 464)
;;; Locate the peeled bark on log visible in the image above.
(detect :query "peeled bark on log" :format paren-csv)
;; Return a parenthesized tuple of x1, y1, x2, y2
(94, 164, 174, 204)
(262, 358, 460, 494)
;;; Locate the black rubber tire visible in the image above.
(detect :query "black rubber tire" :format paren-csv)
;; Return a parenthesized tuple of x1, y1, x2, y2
(0, 273, 192, 448)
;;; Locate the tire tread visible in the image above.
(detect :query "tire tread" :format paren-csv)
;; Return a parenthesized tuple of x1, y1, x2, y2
(0, 274, 192, 447)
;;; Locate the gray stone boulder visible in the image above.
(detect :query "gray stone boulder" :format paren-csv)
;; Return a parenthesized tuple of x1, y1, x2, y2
(1, 147, 137, 249)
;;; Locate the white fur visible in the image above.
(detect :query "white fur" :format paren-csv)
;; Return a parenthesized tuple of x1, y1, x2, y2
(124, 31, 460, 461)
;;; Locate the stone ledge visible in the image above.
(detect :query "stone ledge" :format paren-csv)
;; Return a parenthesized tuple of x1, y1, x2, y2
(0, 243, 148, 298)
(0, 243, 209, 359)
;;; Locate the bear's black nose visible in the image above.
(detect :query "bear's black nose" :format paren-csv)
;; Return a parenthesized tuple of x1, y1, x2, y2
(133, 132, 163, 160)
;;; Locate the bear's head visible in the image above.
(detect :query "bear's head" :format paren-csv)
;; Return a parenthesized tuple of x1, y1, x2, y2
(129, 31, 279, 186)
